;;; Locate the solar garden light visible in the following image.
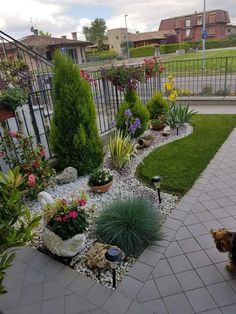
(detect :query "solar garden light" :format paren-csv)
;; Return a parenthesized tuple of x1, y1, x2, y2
(105, 247, 123, 289)
(175, 119, 180, 135)
(152, 176, 161, 203)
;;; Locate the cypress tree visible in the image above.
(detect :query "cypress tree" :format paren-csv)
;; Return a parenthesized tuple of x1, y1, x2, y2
(50, 51, 103, 174)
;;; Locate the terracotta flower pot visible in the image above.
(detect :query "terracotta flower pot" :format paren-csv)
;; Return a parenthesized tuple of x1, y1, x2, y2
(0, 107, 15, 121)
(90, 179, 113, 193)
(151, 124, 165, 131)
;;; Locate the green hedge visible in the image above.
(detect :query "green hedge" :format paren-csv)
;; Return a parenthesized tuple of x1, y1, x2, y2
(189, 38, 236, 50)
(129, 43, 190, 58)
(86, 50, 118, 62)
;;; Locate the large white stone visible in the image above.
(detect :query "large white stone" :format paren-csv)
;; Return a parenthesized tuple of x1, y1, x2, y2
(55, 167, 78, 184)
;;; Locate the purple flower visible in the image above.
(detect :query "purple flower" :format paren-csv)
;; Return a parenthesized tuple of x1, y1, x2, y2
(110, 120, 116, 127)
(133, 118, 141, 128)
(124, 109, 132, 117)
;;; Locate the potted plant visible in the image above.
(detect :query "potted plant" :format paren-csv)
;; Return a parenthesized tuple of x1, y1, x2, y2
(0, 87, 28, 121)
(88, 168, 113, 193)
(42, 195, 89, 257)
(150, 114, 166, 131)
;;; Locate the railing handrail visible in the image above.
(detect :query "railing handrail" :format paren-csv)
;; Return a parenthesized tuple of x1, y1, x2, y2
(162, 55, 235, 65)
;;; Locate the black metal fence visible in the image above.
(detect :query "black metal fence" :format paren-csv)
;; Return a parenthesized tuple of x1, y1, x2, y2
(1, 29, 236, 172)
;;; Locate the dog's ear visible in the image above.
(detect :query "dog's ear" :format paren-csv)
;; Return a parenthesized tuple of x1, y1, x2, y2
(226, 231, 233, 238)
(210, 229, 216, 237)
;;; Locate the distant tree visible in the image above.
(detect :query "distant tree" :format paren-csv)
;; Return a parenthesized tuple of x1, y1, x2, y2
(83, 18, 107, 51)
(164, 34, 178, 44)
(39, 30, 51, 37)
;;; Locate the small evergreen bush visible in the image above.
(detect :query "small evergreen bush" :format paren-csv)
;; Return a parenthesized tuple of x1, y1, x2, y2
(95, 197, 162, 256)
(50, 52, 103, 174)
(116, 90, 149, 137)
(147, 92, 169, 119)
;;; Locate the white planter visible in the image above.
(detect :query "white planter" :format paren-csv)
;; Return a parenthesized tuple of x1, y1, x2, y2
(42, 227, 86, 257)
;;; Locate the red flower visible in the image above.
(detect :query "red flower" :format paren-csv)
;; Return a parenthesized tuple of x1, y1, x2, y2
(39, 148, 45, 157)
(78, 198, 87, 207)
(33, 160, 40, 168)
(27, 174, 36, 187)
(68, 211, 78, 219)
(9, 131, 17, 138)
(62, 215, 68, 222)
(0, 151, 6, 158)
(56, 216, 62, 222)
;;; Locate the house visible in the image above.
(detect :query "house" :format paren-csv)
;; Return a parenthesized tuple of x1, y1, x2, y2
(159, 9, 230, 41)
(227, 24, 236, 37)
(0, 30, 90, 67)
(107, 28, 177, 55)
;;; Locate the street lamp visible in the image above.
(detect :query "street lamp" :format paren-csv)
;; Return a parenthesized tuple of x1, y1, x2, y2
(175, 119, 180, 135)
(124, 14, 130, 60)
(105, 247, 123, 289)
(202, 0, 207, 70)
(152, 176, 162, 203)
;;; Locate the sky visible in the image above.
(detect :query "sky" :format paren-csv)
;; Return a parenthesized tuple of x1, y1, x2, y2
(0, 0, 236, 41)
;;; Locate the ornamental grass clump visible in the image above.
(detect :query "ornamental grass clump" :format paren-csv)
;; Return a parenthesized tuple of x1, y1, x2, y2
(109, 129, 138, 169)
(95, 197, 162, 256)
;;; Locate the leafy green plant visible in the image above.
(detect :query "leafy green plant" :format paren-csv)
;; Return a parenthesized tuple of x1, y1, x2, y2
(0, 87, 28, 111)
(95, 197, 162, 256)
(166, 104, 179, 127)
(88, 168, 113, 187)
(176, 104, 198, 125)
(200, 85, 213, 96)
(0, 131, 55, 199)
(109, 129, 138, 169)
(0, 167, 41, 294)
(50, 51, 103, 174)
(147, 92, 169, 119)
(45, 197, 89, 240)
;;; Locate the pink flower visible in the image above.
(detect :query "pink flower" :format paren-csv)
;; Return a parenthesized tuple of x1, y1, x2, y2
(68, 211, 78, 219)
(0, 151, 6, 158)
(27, 174, 36, 187)
(62, 215, 67, 222)
(33, 160, 40, 168)
(56, 216, 62, 222)
(9, 131, 17, 138)
(78, 198, 87, 207)
(39, 148, 45, 157)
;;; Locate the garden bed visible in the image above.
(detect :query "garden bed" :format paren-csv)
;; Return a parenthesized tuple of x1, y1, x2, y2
(27, 124, 192, 288)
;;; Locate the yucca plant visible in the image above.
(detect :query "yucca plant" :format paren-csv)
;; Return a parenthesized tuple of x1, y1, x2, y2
(166, 104, 178, 127)
(94, 197, 162, 256)
(176, 104, 198, 125)
(109, 129, 138, 169)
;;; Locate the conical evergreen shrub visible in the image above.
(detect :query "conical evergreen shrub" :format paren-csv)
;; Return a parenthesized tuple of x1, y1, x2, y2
(50, 52, 103, 174)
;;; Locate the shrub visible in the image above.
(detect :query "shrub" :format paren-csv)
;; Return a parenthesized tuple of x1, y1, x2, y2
(95, 197, 162, 256)
(0, 167, 41, 294)
(0, 87, 28, 111)
(86, 50, 118, 62)
(147, 92, 169, 119)
(160, 42, 190, 54)
(200, 85, 213, 96)
(130, 45, 155, 58)
(88, 168, 113, 187)
(50, 51, 103, 174)
(0, 131, 55, 199)
(116, 90, 150, 137)
(109, 129, 138, 169)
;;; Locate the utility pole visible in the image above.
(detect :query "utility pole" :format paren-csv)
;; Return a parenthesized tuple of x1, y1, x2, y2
(124, 14, 130, 60)
(202, 0, 207, 70)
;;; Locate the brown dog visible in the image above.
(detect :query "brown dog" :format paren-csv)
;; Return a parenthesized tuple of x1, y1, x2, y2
(210, 228, 236, 272)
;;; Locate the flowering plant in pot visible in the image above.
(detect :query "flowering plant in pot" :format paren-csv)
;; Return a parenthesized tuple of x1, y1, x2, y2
(42, 193, 89, 257)
(88, 168, 113, 193)
(151, 114, 167, 131)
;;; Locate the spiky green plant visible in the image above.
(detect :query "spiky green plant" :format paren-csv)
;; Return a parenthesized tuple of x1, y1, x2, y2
(109, 129, 138, 169)
(50, 51, 103, 174)
(176, 104, 198, 125)
(95, 197, 162, 256)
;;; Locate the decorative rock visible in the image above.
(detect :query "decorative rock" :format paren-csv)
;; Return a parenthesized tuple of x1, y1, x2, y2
(55, 167, 78, 184)
(162, 126, 171, 136)
(38, 191, 54, 208)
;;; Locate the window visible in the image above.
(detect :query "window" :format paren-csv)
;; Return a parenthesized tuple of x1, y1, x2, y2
(208, 13, 216, 23)
(45, 50, 52, 61)
(186, 29, 191, 37)
(175, 18, 181, 28)
(207, 26, 216, 35)
(228, 28, 231, 33)
(185, 19, 191, 27)
(197, 15, 203, 25)
(65, 48, 78, 63)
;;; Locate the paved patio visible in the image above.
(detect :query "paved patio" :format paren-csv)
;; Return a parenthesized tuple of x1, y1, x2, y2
(1, 129, 236, 314)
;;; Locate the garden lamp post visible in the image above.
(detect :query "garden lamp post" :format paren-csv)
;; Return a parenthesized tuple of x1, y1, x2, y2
(124, 14, 130, 60)
(175, 119, 180, 135)
(152, 176, 161, 203)
(105, 247, 123, 289)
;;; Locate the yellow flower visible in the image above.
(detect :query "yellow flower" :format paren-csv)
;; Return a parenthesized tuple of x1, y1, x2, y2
(168, 75, 173, 81)
(164, 82, 172, 91)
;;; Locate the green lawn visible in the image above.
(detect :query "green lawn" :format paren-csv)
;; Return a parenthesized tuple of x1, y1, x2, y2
(136, 115, 236, 196)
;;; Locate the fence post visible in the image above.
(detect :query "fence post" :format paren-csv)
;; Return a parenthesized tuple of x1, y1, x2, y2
(224, 57, 228, 97)
(28, 80, 41, 144)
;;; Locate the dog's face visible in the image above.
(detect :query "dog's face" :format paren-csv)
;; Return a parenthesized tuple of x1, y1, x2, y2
(210, 228, 233, 253)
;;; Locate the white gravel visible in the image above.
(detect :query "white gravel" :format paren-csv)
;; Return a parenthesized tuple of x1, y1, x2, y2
(26, 124, 193, 288)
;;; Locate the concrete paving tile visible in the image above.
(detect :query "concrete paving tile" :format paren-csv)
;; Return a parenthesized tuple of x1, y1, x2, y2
(201, 200, 221, 210)
(185, 287, 217, 312)
(196, 265, 224, 285)
(220, 216, 236, 229)
(164, 217, 182, 231)
(117, 276, 143, 299)
(29, 251, 51, 270)
(42, 296, 65, 314)
(54, 266, 78, 287)
(0, 288, 22, 310)
(149, 239, 169, 254)
(20, 283, 44, 305)
(215, 262, 236, 281)
(200, 309, 222, 314)
(161, 227, 176, 241)
(68, 274, 95, 296)
(175, 269, 204, 291)
(194, 210, 215, 222)
(43, 281, 67, 300)
(167, 254, 193, 273)
(138, 249, 162, 267)
(195, 234, 216, 249)
(169, 209, 188, 221)
(15, 247, 38, 263)
(39, 258, 64, 278)
(164, 241, 184, 258)
(7, 259, 28, 275)
(3, 308, 19, 314)
(65, 293, 94, 314)
(181, 195, 198, 205)
(228, 279, 236, 293)
(18, 302, 42, 314)
(127, 261, 153, 282)
(23, 269, 46, 286)
(187, 223, 209, 237)
(224, 205, 236, 215)
(191, 202, 208, 213)
(184, 214, 200, 226)
(142, 299, 168, 314)
(86, 282, 113, 307)
(221, 304, 236, 314)
(207, 282, 236, 307)
(3, 271, 25, 290)
(175, 226, 192, 240)
(198, 193, 212, 202)
(152, 259, 173, 278)
(137, 279, 160, 303)
(163, 293, 193, 314)
(203, 219, 224, 231)
(155, 274, 182, 297)
(178, 238, 202, 253)
(210, 208, 231, 219)
(187, 250, 212, 268)
(102, 291, 132, 314)
(207, 190, 225, 199)
(125, 300, 153, 314)
(216, 197, 235, 207)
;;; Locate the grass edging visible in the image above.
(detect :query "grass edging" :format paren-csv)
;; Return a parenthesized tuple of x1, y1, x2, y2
(136, 115, 236, 196)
